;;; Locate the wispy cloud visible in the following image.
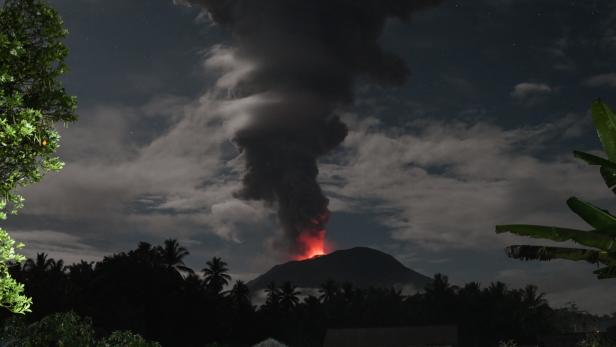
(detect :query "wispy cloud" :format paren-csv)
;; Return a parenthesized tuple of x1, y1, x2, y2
(583, 73, 616, 88)
(510, 82, 555, 106)
(321, 112, 603, 251)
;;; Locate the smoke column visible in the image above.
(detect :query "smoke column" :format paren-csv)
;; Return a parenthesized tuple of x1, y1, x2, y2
(184, 0, 443, 259)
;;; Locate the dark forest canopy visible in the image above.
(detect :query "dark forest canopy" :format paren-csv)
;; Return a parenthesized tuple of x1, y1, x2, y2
(3, 240, 613, 347)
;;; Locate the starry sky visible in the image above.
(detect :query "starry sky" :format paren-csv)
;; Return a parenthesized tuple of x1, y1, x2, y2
(6, 0, 616, 314)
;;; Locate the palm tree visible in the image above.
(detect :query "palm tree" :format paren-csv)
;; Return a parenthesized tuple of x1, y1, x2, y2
(486, 281, 508, 299)
(264, 281, 280, 307)
(157, 239, 194, 275)
(202, 257, 231, 294)
(425, 273, 456, 297)
(66, 261, 95, 295)
(521, 285, 547, 310)
(279, 281, 300, 311)
(459, 281, 481, 298)
(318, 279, 339, 303)
(48, 259, 65, 274)
(227, 280, 251, 307)
(130, 241, 162, 265)
(24, 253, 53, 275)
(341, 282, 357, 304)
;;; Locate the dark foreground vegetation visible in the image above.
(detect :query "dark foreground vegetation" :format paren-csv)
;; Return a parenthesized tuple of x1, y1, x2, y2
(2, 240, 611, 347)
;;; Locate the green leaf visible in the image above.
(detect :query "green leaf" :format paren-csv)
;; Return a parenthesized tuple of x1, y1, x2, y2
(505, 245, 609, 264)
(591, 99, 616, 162)
(573, 150, 616, 170)
(600, 166, 616, 194)
(566, 197, 616, 233)
(496, 224, 616, 251)
(0, 0, 76, 314)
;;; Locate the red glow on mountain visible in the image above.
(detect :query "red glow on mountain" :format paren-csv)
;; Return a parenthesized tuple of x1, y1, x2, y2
(293, 211, 331, 260)
(295, 229, 327, 260)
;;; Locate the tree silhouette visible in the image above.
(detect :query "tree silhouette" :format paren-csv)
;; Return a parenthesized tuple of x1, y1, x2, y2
(202, 257, 231, 294)
(130, 242, 162, 266)
(157, 239, 194, 276)
(279, 281, 300, 312)
(24, 253, 54, 275)
(521, 285, 547, 310)
(1, 241, 575, 347)
(228, 280, 251, 308)
(49, 259, 65, 275)
(318, 279, 339, 304)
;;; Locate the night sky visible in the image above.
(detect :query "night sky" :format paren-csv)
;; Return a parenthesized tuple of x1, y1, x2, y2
(6, 0, 616, 314)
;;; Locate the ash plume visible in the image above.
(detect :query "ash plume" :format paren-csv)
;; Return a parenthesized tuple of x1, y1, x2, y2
(183, 0, 443, 255)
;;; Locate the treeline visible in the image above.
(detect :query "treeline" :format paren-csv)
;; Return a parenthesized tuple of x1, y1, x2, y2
(0, 240, 604, 347)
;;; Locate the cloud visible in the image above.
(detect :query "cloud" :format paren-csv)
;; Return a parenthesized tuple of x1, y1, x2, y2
(583, 73, 616, 88)
(10, 92, 273, 257)
(11, 230, 106, 265)
(320, 112, 605, 251)
(510, 82, 555, 106)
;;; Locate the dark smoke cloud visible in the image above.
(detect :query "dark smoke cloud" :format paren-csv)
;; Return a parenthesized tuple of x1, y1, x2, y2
(184, 0, 444, 255)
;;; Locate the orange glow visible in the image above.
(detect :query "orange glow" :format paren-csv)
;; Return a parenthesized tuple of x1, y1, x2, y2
(294, 229, 327, 260)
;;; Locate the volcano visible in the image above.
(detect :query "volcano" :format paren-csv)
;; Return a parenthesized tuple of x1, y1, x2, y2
(247, 247, 432, 291)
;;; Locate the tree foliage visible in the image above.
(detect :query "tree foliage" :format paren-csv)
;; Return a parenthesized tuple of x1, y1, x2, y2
(496, 100, 616, 279)
(202, 256, 231, 294)
(0, 311, 160, 347)
(2, 240, 573, 347)
(0, 0, 77, 313)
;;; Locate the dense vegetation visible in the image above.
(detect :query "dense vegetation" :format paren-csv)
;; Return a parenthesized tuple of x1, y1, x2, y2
(2, 311, 160, 346)
(0, 0, 77, 313)
(1, 240, 609, 347)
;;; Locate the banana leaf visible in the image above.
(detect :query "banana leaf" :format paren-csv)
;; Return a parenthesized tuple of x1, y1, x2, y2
(591, 99, 616, 162)
(573, 151, 616, 194)
(566, 197, 616, 234)
(495, 224, 616, 251)
(600, 166, 616, 194)
(573, 150, 616, 170)
(505, 245, 609, 265)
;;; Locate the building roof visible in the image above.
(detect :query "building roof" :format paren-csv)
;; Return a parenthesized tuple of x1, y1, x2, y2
(323, 325, 458, 347)
(252, 338, 289, 347)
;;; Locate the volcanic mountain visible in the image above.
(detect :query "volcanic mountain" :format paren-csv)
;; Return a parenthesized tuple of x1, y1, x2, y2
(247, 247, 432, 291)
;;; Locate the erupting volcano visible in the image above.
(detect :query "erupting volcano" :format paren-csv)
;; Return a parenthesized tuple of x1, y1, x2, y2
(182, 0, 443, 258)
(294, 212, 330, 260)
(295, 229, 326, 260)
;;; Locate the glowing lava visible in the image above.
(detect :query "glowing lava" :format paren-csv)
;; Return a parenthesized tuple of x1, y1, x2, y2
(295, 229, 327, 260)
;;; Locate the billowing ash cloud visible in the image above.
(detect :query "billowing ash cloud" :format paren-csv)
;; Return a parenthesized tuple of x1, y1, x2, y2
(183, 0, 444, 255)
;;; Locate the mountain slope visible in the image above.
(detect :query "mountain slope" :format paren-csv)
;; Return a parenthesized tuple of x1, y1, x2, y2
(247, 247, 432, 291)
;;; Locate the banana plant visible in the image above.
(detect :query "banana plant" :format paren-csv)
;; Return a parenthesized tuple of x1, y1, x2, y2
(496, 100, 616, 279)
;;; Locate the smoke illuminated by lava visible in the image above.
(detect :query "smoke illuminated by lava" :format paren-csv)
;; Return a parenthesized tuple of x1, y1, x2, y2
(294, 211, 330, 260)
(295, 229, 326, 260)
